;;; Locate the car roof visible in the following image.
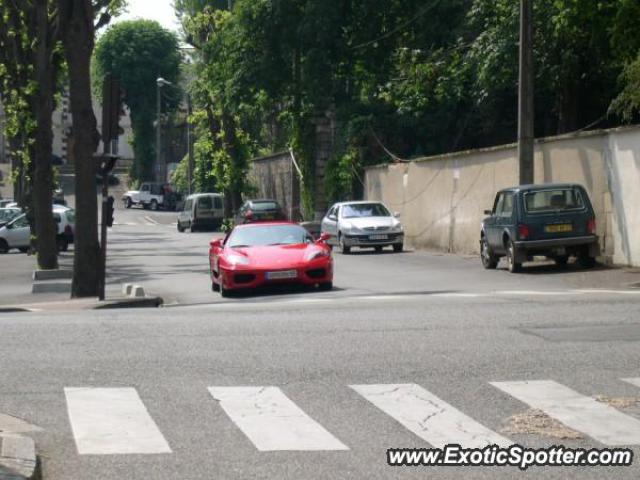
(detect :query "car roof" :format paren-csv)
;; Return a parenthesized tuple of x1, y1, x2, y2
(186, 193, 223, 199)
(332, 200, 386, 207)
(498, 183, 585, 194)
(247, 199, 279, 204)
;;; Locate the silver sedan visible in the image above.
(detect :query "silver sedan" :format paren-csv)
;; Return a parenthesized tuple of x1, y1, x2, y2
(320, 201, 404, 254)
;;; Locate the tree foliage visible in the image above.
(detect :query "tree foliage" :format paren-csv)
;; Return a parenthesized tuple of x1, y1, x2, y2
(93, 20, 181, 181)
(178, 0, 640, 211)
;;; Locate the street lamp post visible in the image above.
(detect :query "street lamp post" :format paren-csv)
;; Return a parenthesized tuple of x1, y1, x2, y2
(156, 77, 172, 183)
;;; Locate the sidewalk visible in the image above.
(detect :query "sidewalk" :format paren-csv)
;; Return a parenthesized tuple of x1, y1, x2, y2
(0, 250, 161, 311)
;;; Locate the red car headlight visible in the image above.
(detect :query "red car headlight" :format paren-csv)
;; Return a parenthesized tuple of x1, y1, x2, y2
(305, 249, 330, 261)
(227, 254, 250, 266)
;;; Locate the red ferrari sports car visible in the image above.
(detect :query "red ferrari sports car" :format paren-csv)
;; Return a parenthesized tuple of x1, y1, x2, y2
(209, 222, 333, 297)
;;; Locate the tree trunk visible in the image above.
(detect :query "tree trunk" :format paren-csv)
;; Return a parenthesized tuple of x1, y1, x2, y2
(58, 0, 101, 297)
(33, 0, 59, 270)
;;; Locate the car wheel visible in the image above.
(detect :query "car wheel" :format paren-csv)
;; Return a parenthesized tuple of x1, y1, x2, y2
(191, 223, 198, 233)
(554, 255, 569, 267)
(219, 278, 231, 298)
(375, 246, 383, 253)
(0, 239, 8, 254)
(339, 233, 350, 254)
(319, 281, 333, 291)
(480, 237, 498, 269)
(507, 241, 522, 273)
(150, 199, 158, 211)
(125, 197, 132, 209)
(393, 243, 403, 253)
(578, 256, 596, 268)
(18, 247, 29, 253)
(177, 222, 185, 233)
(57, 237, 69, 252)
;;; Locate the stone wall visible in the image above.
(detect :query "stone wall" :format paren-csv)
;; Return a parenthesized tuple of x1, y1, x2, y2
(248, 151, 301, 221)
(365, 125, 640, 267)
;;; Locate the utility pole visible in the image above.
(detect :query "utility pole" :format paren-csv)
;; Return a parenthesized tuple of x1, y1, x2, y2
(518, 0, 534, 185)
(187, 94, 194, 195)
(98, 73, 120, 301)
(156, 77, 172, 183)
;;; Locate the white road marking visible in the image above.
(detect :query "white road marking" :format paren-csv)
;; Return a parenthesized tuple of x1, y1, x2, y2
(208, 386, 348, 451)
(350, 383, 510, 448)
(576, 289, 640, 295)
(143, 216, 159, 225)
(491, 380, 640, 445)
(622, 378, 640, 389)
(65, 387, 172, 455)
(494, 290, 582, 296)
(431, 293, 483, 298)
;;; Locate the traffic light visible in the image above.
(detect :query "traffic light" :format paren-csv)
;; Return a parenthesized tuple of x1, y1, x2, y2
(105, 196, 115, 227)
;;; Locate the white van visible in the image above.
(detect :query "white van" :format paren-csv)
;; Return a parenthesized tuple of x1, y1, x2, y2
(177, 193, 224, 232)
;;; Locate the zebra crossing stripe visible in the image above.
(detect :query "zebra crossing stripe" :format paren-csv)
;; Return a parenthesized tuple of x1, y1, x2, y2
(491, 380, 640, 446)
(208, 387, 348, 451)
(621, 378, 640, 389)
(65, 387, 172, 455)
(350, 384, 510, 448)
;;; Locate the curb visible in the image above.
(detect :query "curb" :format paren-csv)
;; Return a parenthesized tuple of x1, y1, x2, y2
(94, 296, 164, 309)
(0, 433, 38, 480)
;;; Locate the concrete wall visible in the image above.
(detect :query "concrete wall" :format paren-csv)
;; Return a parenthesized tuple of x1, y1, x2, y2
(365, 125, 640, 266)
(248, 151, 301, 221)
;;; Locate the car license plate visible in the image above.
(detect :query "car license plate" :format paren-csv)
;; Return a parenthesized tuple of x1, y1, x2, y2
(262, 214, 274, 220)
(369, 234, 388, 240)
(545, 224, 572, 233)
(266, 270, 297, 280)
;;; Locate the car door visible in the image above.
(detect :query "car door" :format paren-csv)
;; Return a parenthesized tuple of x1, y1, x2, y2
(5, 215, 30, 247)
(139, 183, 151, 203)
(214, 195, 224, 220)
(485, 193, 503, 251)
(494, 192, 515, 252)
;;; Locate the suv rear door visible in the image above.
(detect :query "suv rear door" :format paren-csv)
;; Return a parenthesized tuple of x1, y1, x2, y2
(521, 187, 592, 241)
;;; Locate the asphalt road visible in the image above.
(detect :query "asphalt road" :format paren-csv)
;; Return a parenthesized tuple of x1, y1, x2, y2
(1, 206, 640, 480)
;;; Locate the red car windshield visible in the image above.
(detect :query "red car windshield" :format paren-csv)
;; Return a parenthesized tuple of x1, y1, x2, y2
(227, 225, 313, 248)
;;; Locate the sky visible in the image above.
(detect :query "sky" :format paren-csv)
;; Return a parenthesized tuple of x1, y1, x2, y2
(113, 0, 180, 33)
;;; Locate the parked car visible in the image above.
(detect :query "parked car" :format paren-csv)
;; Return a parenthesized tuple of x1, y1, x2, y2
(208, 222, 333, 297)
(321, 201, 404, 254)
(177, 193, 225, 232)
(0, 205, 75, 254)
(54, 206, 75, 251)
(122, 182, 179, 210)
(0, 213, 30, 253)
(0, 207, 22, 228)
(234, 199, 287, 225)
(480, 183, 599, 273)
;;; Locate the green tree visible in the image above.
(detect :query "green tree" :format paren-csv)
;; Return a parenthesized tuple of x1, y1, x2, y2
(94, 20, 181, 181)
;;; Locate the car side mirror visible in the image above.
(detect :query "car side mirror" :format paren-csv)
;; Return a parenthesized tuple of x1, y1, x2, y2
(394, 211, 401, 218)
(210, 239, 222, 249)
(328, 215, 337, 221)
(484, 210, 493, 215)
(317, 233, 331, 243)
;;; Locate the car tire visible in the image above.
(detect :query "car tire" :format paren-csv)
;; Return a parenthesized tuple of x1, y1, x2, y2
(191, 223, 198, 233)
(393, 243, 403, 253)
(18, 247, 29, 253)
(507, 241, 522, 273)
(0, 239, 8, 254)
(177, 222, 185, 233)
(150, 199, 158, 211)
(219, 279, 230, 298)
(554, 255, 569, 267)
(480, 237, 498, 269)
(319, 281, 333, 291)
(578, 256, 596, 269)
(339, 233, 350, 254)
(57, 237, 69, 252)
(125, 197, 132, 209)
